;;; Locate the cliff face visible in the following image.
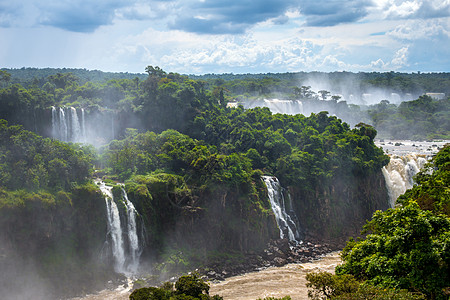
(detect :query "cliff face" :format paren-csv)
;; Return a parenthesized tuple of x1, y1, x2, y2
(290, 170, 389, 246)
(0, 184, 115, 299)
(126, 174, 279, 267)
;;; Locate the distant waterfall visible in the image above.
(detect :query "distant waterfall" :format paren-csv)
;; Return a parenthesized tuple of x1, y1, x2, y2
(262, 176, 301, 243)
(98, 181, 143, 274)
(51, 107, 87, 143)
(382, 154, 428, 207)
(70, 107, 82, 142)
(263, 99, 303, 115)
(51, 106, 58, 138)
(81, 108, 86, 143)
(244, 99, 303, 115)
(59, 107, 68, 142)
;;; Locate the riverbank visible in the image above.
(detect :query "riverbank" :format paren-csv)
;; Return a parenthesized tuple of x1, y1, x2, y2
(72, 239, 338, 300)
(210, 251, 340, 300)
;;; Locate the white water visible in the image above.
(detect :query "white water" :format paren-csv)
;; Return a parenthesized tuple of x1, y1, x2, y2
(59, 107, 68, 142)
(244, 99, 303, 115)
(263, 99, 303, 115)
(81, 108, 86, 143)
(70, 107, 82, 142)
(262, 176, 301, 243)
(382, 154, 427, 207)
(121, 188, 141, 274)
(51, 106, 58, 138)
(51, 107, 87, 143)
(375, 140, 448, 207)
(99, 182, 126, 273)
(97, 180, 142, 275)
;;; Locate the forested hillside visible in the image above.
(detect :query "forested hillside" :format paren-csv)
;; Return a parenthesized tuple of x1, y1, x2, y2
(0, 67, 446, 299)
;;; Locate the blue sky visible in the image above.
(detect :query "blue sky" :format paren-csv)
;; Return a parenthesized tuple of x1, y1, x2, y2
(0, 0, 449, 74)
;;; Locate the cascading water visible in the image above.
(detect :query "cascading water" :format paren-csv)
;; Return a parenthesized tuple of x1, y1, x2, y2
(51, 107, 87, 143)
(382, 154, 428, 207)
(70, 107, 82, 142)
(244, 99, 303, 115)
(97, 180, 143, 275)
(262, 176, 301, 243)
(81, 108, 86, 143)
(263, 99, 303, 115)
(59, 107, 68, 142)
(51, 106, 58, 138)
(121, 188, 141, 274)
(99, 181, 126, 273)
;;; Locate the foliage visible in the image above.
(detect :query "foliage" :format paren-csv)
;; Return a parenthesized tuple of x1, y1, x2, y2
(306, 272, 425, 300)
(306, 271, 359, 299)
(129, 274, 223, 300)
(367, 96, 450, 139)
(337, 203, 449, 298)
(0, 120, 94, 191)
(397, 144, 450, 215)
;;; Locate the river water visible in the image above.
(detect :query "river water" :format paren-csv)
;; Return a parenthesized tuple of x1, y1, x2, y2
(72, 252, 340, 300)
(209, 252, 340, 300)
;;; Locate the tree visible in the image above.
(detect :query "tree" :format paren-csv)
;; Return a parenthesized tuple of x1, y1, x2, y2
(145, 66, 167, 78)
(318, 90, 330, 101)
(336, 202, 450, 299)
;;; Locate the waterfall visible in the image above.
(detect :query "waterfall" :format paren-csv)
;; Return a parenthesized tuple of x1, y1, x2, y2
(97, 180, 142, 274)
(70, 107, 82, 142)
(99, 181, 126, 273)
(262, 176, 301, 243)
(51, 106, 58, 139)
(50, 107, 87, 143)
(382, 154, 428, 207)
(263, 99, 303, 115)
(81, 108, 86, 143)
(121, 188, 141, 274)
(58, 107, 68, 142)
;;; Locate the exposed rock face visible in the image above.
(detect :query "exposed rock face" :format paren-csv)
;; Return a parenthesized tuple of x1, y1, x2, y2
(290, 170, 389, 246)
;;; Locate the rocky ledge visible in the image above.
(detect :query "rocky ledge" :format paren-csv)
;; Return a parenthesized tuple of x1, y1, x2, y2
(196, 238, 338, 282)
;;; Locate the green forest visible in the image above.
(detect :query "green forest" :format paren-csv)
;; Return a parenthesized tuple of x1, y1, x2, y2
(0, 67, 448, 299)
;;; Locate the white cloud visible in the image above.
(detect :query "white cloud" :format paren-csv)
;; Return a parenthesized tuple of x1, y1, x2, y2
(391, 46, 409, 66)
(387, 18, 450, 40)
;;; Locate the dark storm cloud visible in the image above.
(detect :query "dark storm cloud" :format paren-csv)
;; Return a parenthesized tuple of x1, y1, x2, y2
(169, 0, 296, 34)
(299, 0, 374, 26)
(37, 0, 127, 33)
(15, 0, 375, 33)
(169, 0, 375, 34)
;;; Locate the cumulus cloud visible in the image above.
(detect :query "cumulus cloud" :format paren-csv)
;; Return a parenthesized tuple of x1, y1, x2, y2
(387, 18, 450, 40)
(381, 0, 450, 19)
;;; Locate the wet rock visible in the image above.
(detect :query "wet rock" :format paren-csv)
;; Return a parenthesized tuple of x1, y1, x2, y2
(273, 257, 287, 267)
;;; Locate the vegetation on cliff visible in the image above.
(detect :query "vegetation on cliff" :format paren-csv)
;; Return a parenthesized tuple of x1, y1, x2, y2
(0, 121, 110, 299)
(306, 145, 450, 299)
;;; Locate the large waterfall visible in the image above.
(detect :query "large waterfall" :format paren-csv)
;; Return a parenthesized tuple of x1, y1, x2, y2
(51, 106, 87, 143)
(382, 154, 428, 207)
(98, 181, 143, 274)
(244, 99, 303, 115)
(262, 176, 301, 243)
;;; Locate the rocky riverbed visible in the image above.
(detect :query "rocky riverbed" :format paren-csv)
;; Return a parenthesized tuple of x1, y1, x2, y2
(195, 239, 336, 282)
(73, 239, 339, 300)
